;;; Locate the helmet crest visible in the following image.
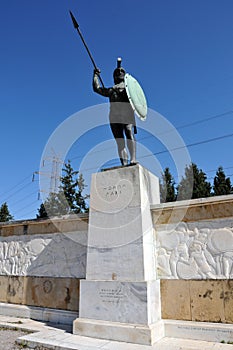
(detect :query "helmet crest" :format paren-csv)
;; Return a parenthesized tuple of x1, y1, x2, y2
(113, 57, 125, 84)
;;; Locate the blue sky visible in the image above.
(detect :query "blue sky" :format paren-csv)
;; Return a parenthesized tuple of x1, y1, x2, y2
(1, 0, 233, 220)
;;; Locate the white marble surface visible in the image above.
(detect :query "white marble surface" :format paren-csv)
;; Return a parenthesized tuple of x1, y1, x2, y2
(90, 166, 159, 213)
(74, 165, 162, 345)
(79, 280, 161, 325)
(74, 318, 164, 345)
(86, 236, 145, 282)
(86, 165, 160, 281)
(18, 332, 233, 350)
(0, 231, 87, 277)
(4, 315, 231, 350)
(0, 302, 77, 325)
(156, 218, 233, 279)
(164, 320, 233, 343)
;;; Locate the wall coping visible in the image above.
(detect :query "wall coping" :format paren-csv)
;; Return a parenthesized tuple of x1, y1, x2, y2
(151, 194, 233, 224)
(151, 194, 233, 211)
(0, 213, 89, 237)
(1, 194, 233, 231)
(0, 213, 89, 228)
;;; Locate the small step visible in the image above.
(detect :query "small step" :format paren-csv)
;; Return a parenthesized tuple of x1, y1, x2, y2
(16, 332, 233, 350)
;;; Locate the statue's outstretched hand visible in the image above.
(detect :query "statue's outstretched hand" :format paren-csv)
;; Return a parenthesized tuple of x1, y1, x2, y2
(94, 68, 101, 75)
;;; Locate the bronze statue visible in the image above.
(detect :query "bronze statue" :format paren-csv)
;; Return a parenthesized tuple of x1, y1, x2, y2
(69, 12, 147, 166)
(93, 58, 137, 166)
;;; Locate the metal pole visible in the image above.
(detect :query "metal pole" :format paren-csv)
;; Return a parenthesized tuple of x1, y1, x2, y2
(69, 11, 105, 88)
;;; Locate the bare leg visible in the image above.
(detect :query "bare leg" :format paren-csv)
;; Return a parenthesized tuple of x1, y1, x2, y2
(120, 148, 128, 166)
(127, 138, 136, 164)
(110, 124, 129, 166)
(125, 124, 137, 164)
(116, 138, 128, 166)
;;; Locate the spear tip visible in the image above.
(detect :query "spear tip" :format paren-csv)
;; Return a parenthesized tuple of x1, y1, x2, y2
(69, 10, 79, 29)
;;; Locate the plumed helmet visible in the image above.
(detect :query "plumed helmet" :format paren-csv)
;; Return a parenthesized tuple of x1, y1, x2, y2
(113, 57, 126, 84)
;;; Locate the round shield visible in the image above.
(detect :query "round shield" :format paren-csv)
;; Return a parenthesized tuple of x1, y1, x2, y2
(124, 73, 147, 121)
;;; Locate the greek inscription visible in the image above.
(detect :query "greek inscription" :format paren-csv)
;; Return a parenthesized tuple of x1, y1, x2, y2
(99, 288, 124, 304)
(177, 325, 231, 334)
(103, 184, 127, 199)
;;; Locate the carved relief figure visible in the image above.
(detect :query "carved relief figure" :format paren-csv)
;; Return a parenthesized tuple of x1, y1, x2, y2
(188, 241, 215, 279)
(157, 248, 171, 277)
(157, 222, 233, 279)
(0, 232, 87, 278)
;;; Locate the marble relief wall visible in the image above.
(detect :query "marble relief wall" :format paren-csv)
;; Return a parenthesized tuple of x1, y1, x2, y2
(0, 231, 87, 278)
(156, 218, 233, 279)
(1, 217, 233, 281)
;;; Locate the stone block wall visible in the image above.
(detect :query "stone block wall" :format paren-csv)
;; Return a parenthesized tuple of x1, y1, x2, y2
(0, 215, 88, 313)
(0, 195, 233, 324)
(0, 276, 79, 311)
(152, 194, 233, 323)
(161, 280, 233, 323)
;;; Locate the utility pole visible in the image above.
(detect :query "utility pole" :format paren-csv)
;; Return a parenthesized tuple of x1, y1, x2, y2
(33, 155, 63, 198)
(49, 155, 62, 193)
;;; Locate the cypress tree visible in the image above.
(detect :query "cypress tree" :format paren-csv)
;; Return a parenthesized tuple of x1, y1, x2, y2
(160, 167, 176, 202)
(177, 163, 211, 200)
(37, 160, 88, 218)
(0, 202, 13, 222)
(213, 166, 232, 196)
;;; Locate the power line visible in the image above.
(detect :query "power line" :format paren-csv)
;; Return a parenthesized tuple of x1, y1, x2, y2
(69, 109, 233, 163)
(3, 128, 233, 206)
(1, 182, 35, 203)
(138, 110, 233, 142)
(0, 174, 32, 199)
(1, 109, 233, 219)
(76, 131, 233, 175)
(175, 110, 233, 131)
(140, 132, 233, 159)
(10, 190, 39, 208)
(205, 166, 233, 174)
(17, 208, 39, 219)
(12, 199, 39, 216)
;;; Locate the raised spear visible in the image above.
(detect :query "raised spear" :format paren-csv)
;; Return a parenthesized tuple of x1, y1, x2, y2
(69, 10, 105, 88)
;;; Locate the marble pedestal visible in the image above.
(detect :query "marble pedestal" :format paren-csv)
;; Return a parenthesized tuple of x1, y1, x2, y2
(73, 164, 164, 345)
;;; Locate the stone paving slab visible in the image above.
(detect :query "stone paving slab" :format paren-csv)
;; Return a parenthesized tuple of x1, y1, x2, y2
(0, 315, 232, 350)
(17, 332, 233, 350)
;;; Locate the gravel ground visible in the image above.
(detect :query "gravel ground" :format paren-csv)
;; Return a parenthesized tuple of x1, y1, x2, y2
(0, 328, 50, 350)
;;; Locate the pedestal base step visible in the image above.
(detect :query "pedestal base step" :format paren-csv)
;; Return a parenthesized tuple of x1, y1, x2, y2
(73, 318, 164, 346)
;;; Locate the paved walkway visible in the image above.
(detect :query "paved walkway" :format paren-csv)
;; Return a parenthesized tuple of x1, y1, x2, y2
(0, 328, 31, 350)
(0, 315, 232, 350)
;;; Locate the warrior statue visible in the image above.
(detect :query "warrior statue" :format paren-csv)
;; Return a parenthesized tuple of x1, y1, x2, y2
(93, 58, 137, 166)
(69, 12, 147, 166)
